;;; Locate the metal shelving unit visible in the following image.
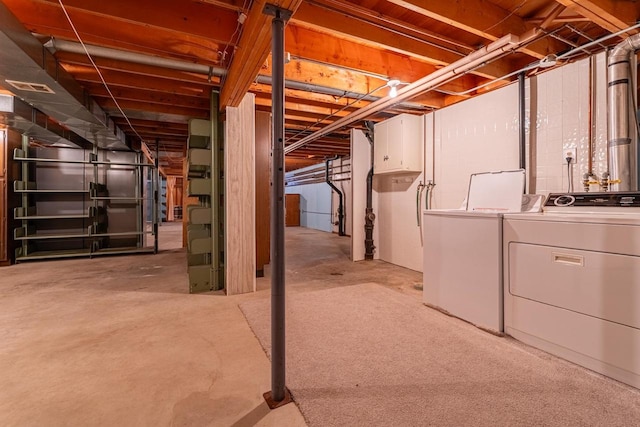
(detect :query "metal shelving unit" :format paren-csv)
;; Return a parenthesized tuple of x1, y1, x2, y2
(13, 136, 158, 261)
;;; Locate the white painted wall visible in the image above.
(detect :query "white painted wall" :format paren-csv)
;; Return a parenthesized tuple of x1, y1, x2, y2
(431, 83, 521, 209)
(285, 167, 332, 232)
(530, 53, 608, 194)
(374, 172, 424, 272)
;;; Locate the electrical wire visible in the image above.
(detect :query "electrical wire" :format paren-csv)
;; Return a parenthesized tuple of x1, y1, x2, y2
(287, 83, 389, 142)
(57, 0, 144, 144)
(219, 0, 251, 87)
(482, 0, 527, 34)
(566, 157, 574, 193)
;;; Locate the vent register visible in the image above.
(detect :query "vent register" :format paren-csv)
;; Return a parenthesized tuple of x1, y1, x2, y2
(5, 80, 55, 94)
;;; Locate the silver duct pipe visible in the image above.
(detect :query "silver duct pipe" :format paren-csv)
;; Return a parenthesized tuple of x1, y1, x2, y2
(45, 38, 427, 111)
(44, 38, 226, 77)
(607, 34, 640, 191)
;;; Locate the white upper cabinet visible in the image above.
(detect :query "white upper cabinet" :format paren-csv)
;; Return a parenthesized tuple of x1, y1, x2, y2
(373, 113, 424, 174)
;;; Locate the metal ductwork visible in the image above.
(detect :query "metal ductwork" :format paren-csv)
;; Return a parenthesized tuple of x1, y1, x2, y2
(0, 94, 90, 148)
(607, 33, 640, 191)
(0, 2, 129, 150)
(44, 38, 227, 77)
(44, 38, 428, 113)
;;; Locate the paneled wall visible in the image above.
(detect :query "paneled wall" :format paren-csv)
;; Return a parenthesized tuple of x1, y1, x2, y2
(225, 93, 256, 295)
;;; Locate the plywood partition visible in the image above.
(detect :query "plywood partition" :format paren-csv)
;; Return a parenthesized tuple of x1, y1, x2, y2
(255, 111, 271, 277)
(225, 93, 256, 295)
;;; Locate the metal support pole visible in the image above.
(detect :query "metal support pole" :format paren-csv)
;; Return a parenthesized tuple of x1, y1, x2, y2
(264, 3, 292, 408)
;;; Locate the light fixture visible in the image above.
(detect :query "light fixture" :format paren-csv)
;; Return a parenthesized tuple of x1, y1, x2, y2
(387, 79, 401, 98)
(538, 54, 557, 68)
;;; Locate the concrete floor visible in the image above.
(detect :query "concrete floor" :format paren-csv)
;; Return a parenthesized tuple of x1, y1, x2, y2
(0, 223, 422, 426)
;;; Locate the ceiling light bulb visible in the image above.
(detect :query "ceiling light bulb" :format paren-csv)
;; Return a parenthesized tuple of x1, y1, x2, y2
(387, 79, 400, 98)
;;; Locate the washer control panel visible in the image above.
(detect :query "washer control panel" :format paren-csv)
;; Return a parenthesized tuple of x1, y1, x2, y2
(545, 192, 640, 208)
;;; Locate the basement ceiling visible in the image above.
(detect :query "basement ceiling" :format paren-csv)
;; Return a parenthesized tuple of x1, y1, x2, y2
(0, 0, 638, 174)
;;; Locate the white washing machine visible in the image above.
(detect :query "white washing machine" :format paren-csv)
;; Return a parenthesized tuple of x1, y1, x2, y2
(422, 170, 540, 334)
(503, 192, 640, 389)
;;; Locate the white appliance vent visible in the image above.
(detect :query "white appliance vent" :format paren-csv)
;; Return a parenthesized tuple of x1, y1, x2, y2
(5, 79, 55, 94)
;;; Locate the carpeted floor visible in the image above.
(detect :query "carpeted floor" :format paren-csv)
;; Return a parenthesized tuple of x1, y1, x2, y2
(240, 283, 640, 427)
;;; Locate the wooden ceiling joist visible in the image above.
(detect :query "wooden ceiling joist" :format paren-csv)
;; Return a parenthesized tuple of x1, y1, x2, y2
(220, 0, 303, 108)
(554, 0, 638, 33)
(3, 0, 226, 64)
(292, 1, 514, 79)
(385, 0, 566, 59)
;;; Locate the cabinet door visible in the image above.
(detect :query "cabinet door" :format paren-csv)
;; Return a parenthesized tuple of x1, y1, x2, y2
(373, 121, 388, 173)
(385, 117, 404, 170)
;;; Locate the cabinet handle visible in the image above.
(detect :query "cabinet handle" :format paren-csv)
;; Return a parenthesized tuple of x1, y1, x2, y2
(383, 155, 389, 161)
(552, 252, 584, 266)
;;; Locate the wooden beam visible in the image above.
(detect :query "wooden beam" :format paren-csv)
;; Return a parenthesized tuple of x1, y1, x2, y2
(56, 52, 218, 86)
(285, 24, 482, 93)
(3, 0, 226, 64)
(220, 0, 303, 108)
(87, 85, 211, 109)
(292, 1, 514, 78)
(385, 0, 567, 59)
(553, 0, 638, 33)
(198, 0, 246, 13)
(64, 64, 212, 97)
(38, 0, 239, 42)
(99, 99, 209, 118)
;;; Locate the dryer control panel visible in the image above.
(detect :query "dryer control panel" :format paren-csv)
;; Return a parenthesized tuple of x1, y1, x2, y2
(545, 192, 640, 208)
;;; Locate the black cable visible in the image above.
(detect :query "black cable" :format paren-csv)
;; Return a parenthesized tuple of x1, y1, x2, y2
(566, 156, 573, 193)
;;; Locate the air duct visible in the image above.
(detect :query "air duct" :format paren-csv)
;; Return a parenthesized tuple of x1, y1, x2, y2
(0, 94, 90, 148)
(607, 33, 640, 191)
(45, 38, 427, 112)
(0, 2, 129, 150)
(44, 38, 226, 77)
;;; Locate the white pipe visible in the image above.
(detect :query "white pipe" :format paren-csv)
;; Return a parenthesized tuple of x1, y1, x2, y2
(44, 38, 225, 76)
(284, 34, 523, 154)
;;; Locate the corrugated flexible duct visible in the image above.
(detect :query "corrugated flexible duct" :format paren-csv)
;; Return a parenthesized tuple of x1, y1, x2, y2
(607, 33, 640, 191)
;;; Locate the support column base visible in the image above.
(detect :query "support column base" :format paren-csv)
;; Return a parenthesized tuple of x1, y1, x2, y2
(263, 388, 293, 409)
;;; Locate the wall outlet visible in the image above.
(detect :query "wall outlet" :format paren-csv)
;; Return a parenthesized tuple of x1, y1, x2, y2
(563, 148, 577, 164)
